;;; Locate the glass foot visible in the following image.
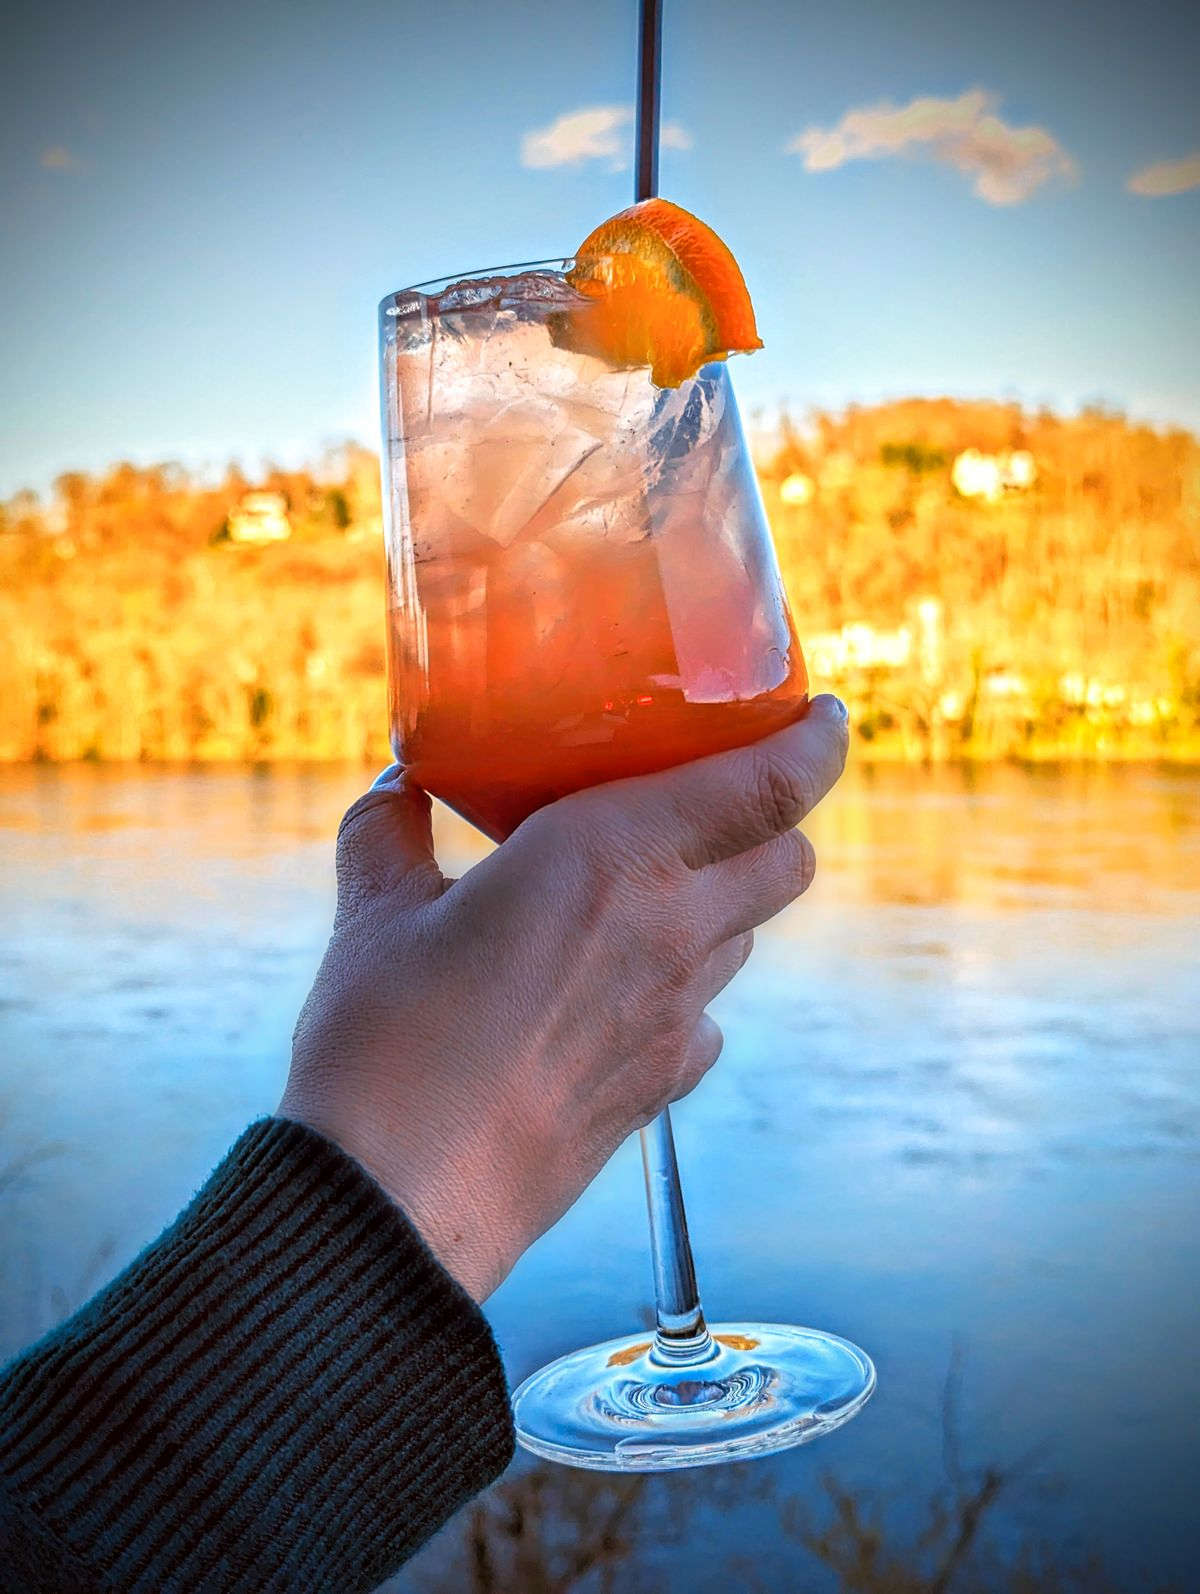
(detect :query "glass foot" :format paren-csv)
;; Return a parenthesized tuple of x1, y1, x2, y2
(512, 1321, 875, 1472)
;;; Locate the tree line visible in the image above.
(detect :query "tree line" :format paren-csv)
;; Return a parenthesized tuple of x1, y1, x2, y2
(1, 403, 1196, 762)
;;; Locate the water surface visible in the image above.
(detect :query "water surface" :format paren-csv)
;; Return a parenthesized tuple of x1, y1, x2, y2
(1, 763, 1197, 1589)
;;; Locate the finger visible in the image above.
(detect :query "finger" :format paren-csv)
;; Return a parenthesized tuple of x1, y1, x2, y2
(669, 1014, 725, 1102)
(695, 930, 754, 1008)
(702, 827, 816, 940)
(335, 768, 447, 918)
(634, 694, 848, 870)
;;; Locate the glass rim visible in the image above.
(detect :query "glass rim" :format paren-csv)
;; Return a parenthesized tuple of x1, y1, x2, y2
(380, 258, 575, 317)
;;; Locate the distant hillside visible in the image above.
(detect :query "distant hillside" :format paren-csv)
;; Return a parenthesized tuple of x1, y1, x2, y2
(1, 404, 1197, 763)
(758, 399, 1200, 759)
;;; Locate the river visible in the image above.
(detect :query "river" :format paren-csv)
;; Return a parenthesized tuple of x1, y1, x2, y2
(1, 763, 1197, 1591)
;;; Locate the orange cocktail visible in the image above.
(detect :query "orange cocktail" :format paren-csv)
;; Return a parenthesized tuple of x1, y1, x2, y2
(380, 250, 806, 840)
(378, 200, 874, 1475)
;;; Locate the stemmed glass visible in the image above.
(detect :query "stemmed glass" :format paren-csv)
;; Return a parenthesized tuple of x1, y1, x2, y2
(379, 261, 874, 1469)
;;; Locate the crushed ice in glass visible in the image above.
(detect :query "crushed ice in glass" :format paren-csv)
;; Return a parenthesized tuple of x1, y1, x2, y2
(385, 270, 736, 552)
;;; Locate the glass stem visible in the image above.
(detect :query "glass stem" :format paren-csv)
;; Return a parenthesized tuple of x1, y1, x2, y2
(639, 1108, 716, 1365)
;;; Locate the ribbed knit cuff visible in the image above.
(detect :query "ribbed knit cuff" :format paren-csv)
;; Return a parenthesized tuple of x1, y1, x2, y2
(0, 1117, 515, 1593)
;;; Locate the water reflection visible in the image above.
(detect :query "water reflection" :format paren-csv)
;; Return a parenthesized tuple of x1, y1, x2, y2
(811, 763, 1200, 915)
(386, 1446, 1183, 1594)
(1, 763, 1198, 1590)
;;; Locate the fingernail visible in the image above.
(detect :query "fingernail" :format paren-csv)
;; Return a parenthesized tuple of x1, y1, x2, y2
(371, 763, 405, 790)
(811, 694, 849, 725)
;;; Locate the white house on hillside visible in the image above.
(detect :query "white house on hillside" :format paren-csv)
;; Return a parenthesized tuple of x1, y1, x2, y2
(952, 449, 1037, 503)
(227, 491, 291, 544)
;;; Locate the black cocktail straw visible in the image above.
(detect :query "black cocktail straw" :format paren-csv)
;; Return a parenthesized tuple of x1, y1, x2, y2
(635, 0, 663, 202)
(632, 0, 713, 1365)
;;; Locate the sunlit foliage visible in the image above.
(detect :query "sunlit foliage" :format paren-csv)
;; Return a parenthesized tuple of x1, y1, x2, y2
(1, 405, 1196, 762)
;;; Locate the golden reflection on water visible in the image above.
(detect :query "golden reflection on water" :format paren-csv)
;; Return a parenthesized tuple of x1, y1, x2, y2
(805, 763, 1199, 918)
(0, 762, 1196, 919)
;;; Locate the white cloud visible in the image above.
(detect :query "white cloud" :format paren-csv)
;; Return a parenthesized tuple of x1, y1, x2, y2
(1127, 152, 1200, 197)
(660, 123, 693, 154)
(40, 145, 81, 172)
(521, 105, 692, 171)
(786, 89, 1076, 205)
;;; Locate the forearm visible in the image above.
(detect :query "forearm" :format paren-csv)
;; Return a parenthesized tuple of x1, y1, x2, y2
(0, 1118, 514, 1594)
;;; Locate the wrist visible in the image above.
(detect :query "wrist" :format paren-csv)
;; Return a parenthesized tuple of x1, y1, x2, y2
(275, 1095, 519, 1301)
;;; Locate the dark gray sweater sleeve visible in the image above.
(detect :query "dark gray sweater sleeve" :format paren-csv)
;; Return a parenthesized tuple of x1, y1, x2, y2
(0, 1117, 515, 1592)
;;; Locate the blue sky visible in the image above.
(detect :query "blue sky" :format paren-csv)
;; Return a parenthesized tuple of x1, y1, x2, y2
(2, 0, 1198, 497)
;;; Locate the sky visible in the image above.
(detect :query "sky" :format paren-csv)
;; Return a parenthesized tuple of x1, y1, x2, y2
(2, 0, 1198, 498)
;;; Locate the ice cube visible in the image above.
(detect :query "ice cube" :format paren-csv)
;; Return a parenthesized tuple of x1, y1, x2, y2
(385, 291, 434, 355)
(520, 435, 651, 550)
(648, 365, 728, 475)
(391, 285, 724, 555)
(395, 307, 526, 435)
(498, 272, 588, 315)
(435, 277, 508, 313)
(535, 489, 654, 550)
(400, 496, 503, 570)
(554, 368, 650, 442)
(487, 539, 571, 653)
(406, 405, 604, 550)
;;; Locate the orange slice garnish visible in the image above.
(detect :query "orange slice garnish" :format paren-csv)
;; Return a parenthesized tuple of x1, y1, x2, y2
(564, 198, 763, 388)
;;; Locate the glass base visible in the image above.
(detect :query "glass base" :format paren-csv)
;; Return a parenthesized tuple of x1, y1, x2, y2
(512, 1321, 875, 1472)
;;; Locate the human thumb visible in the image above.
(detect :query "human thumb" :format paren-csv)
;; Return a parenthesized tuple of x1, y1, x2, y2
(334, 765, 446, 920)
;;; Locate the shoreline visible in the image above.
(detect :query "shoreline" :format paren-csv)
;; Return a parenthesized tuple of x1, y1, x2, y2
(3, 747, 1198, 770)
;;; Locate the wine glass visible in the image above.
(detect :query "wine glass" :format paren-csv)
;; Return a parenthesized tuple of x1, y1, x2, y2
(379, 261, 874, 1470)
